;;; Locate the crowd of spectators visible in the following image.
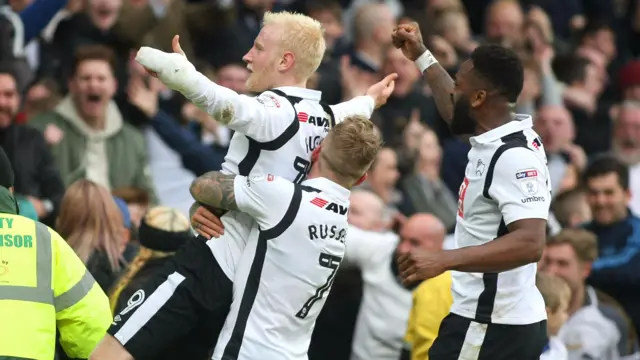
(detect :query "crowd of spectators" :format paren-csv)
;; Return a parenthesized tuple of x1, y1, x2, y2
(3, 0, 640, 358)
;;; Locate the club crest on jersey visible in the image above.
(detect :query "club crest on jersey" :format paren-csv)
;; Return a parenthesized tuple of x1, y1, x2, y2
(516, 169, 539, 195)
(311, 197, 348, 215)
(256, 94, 280, 108)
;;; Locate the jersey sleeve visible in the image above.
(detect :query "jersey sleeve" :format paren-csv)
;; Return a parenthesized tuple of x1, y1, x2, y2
(344, 226, 397, 268)
(233, 174, 295, 230)
(50, 226, 112, 359)
(329, 95, 375, 124)
(488, 148, 551, 225)
(183, 73, 296, 142)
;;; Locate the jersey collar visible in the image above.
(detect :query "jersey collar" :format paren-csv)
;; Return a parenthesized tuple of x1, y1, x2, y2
(303, 177, 350, 198)
(273, 86, 322, 102)
(469, 114, 533, 146)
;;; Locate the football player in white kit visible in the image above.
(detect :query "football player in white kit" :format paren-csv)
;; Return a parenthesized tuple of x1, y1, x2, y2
(90, 12, 395, 360)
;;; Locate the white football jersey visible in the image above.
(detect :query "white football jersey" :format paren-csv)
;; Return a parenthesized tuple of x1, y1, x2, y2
(452, 115, 550, 325)
(187, 84, 374, 278)
(211, 175, 350, 360)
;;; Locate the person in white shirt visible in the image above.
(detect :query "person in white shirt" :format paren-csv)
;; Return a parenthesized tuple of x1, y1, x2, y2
(540, 229, 640, 360)
(393, 23, 551, 359)
(90, 12, 395, 360)
(536, 272, 570, 360)
(346, 210, 446, 360)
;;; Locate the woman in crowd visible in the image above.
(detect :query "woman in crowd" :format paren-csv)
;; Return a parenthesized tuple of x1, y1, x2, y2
(56, 179, 127, 292)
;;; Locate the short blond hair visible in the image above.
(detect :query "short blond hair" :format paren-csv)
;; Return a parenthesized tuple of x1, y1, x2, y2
(536, 273, 571, 312)
(547, 228, 598, 263)
(263, 11, 326, 81)
(322, 115, 383, 184)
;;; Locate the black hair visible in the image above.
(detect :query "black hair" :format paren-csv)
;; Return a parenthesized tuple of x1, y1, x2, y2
(469, 44, 523, 103)
(552, 54, 590, 85)
(583, 154, 629, 190)
(305, 0, 343, 20)
(578, 19, 612, 43)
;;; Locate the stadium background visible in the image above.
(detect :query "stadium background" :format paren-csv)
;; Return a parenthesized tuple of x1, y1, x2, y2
(1, 0, 640, 358)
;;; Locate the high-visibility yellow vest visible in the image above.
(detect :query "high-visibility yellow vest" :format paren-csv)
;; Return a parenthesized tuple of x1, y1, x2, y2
(0, 213, 112, 359)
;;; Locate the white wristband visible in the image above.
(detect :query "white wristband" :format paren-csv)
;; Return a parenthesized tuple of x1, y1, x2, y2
(415, 50, 438, 73)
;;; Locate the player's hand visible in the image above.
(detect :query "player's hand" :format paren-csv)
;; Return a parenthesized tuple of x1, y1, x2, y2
(397, 249, 447, 285)
(191, 205, 225, 239)
(392, 22, 428, 61)
(135, 35, 196, 93)
(366, 73, 398, 109)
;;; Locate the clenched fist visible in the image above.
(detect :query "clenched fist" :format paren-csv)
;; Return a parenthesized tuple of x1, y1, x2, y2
(391, 22, 428, 61)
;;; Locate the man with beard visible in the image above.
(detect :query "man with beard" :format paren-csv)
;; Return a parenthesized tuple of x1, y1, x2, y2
(0, 66, 64, 226)
(611, 101, 640, 215)
(393, 23, 552, 359)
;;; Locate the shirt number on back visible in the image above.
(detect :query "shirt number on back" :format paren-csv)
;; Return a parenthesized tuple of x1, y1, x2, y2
(295, 252, 342, 319)
(293, 156, 311, 184)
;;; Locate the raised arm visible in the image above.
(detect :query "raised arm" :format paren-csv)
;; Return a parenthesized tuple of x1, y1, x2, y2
(136, 36, 292, 142)
(392, 23, 455, 123)
(330, 73, 397, 123)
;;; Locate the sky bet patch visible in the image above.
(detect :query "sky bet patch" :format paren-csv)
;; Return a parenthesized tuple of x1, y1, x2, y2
(515, 169, 538, 180)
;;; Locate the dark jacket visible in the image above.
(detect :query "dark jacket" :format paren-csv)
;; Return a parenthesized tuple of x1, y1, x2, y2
(0, 124, 65, 226)
(585, 211, 640, 334)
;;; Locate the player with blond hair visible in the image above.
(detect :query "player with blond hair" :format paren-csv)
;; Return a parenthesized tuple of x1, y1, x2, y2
(91, 11, 395, 360)
(199, 115, 382, 360)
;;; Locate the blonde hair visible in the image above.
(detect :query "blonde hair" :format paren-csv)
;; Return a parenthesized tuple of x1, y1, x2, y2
(322, 115, 383, 184)
(547, 228, 598, 263)
(109, 207, 190, 313)
(56, 179, 124, 272)
(536, 272, 571, 312)
(263, 11, 326, 81)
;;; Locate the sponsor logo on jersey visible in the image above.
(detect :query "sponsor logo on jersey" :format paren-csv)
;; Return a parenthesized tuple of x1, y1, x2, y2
(298, 112, 331, 129)
(516, 168, 539, 195)
(521, 196, 545, 203)
(457, 177, 469, 218)
(311, 197, 348, 215)
(515, 169, 538, 179)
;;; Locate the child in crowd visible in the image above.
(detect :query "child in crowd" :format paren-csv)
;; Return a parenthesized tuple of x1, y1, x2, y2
(537, 272, 571, 360)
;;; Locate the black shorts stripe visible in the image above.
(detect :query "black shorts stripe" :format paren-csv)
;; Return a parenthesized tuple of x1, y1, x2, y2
(237, 90, 302, 176)
(429, 313, 547, 360)
(221, 186, 304, 360)
(475, 131, 528, 324)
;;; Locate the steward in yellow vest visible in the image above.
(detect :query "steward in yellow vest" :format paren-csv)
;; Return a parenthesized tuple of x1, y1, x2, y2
(0, 148, 112, 359)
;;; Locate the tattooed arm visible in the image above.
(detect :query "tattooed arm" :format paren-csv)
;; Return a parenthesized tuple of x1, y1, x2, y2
(423, 64, 454, 123)
(392, 23, 454, 123)
(189, 171, 240, 212)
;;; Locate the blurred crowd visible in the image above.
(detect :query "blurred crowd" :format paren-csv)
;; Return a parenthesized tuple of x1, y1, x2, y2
(3, 0, 640, 358)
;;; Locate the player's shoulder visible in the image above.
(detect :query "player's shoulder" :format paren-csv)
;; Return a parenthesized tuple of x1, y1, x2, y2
(494, 146, 546, 174)
(245, 173, 291, 191)
(255, 91, 286, 109)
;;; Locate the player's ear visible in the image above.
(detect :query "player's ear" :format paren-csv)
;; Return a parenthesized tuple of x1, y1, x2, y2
(279, 51, 295, 73)
(470, 89, 486, 108)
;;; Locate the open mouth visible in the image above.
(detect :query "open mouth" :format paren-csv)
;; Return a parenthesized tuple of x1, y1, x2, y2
(87, 94, 102, 103)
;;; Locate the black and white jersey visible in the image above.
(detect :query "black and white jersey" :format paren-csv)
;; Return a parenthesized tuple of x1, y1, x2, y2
(211, 175, 350, 360)
(453, 115, 549, 325)
(190, 85, 374, 279)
